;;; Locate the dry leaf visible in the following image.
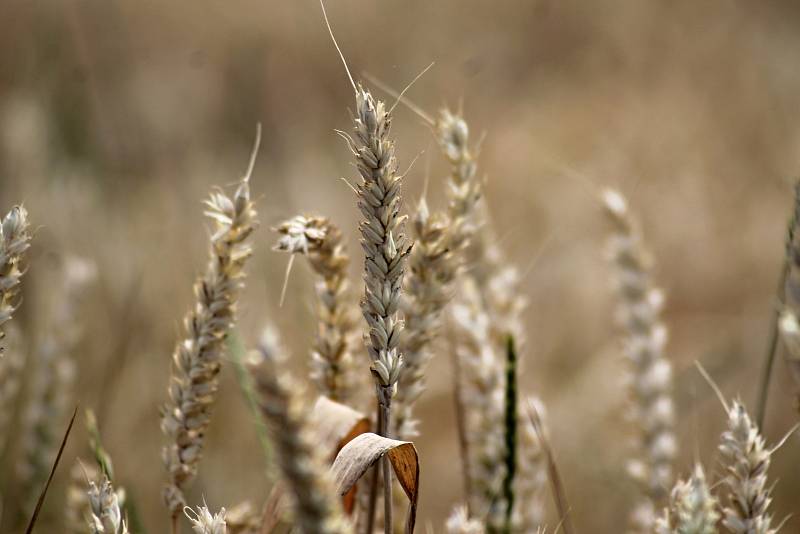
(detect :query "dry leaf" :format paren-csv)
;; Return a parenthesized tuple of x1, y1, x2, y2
(310, 396, 371, 460)
(310, 396, 370, 513)
(330, 432, 419, 534)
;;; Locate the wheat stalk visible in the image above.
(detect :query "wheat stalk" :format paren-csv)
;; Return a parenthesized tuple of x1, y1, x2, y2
(273, 215, 356, 403)
(340, 83, 410, 533)
(655, 463, 719, 534)
(438, 110, 528, 528)
(0, 205, 31, 350)
(450, 277, 506, 527)
(603, 189, 676, 533)
(161, 150, 259, 523)
(247, 327, 351, 534)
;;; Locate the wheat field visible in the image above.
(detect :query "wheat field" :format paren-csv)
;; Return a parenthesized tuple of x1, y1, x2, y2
(1, 1, 800, 533)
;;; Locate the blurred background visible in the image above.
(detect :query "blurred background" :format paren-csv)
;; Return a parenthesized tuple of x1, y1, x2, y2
(2, 0, 800, 531)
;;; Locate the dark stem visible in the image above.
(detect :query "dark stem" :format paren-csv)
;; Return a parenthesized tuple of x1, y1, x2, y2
(756, 290, 785, 431)
(757, 180, 800, 430)
(501, 336, 518, 533)
(756, 238, 795, 429)
(25, 406, 78, 534)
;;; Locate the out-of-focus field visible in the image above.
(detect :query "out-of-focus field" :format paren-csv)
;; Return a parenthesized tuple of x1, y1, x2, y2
(2, 0, 800, 531)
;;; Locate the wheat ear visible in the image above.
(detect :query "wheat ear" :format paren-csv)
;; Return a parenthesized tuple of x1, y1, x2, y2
(394, 198, 454, 439)
(247, 327, 351, 534)
(393, 110, 486, 442)
(603, 189, 676, 532)
(446, 505, 486, 534)
(223, 501, 261, 534)
(0, 205, 31, 349)
(450, 277, 506, 526)
(87, 474, 129, 534)
(344, 85, 409, 533)
(514, 397, 549, 531)
(436, 109, 482, 260)
(273, 215, 356, 402)
(718, 400, 777, 534)
(655, 463, 719, 534)
(439, 110, 526, 527)
(437, 109, 524, 343)
(161, 154, 259, 521)
(185, 504, 227, 534)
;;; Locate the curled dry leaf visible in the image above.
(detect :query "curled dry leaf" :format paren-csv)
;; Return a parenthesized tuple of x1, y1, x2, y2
(330, 432, 419, 534)
(309, 396, 370, 513)
(310, 396, 371, 461)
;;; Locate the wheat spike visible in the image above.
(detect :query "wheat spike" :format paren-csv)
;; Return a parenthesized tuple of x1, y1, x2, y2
(161, 169, 258, 517)
(345, 84, 410, 533)
(0, 205, 31, 351)
(718, 400, 776, 534)
(185, 504, 227, 534)
(247, 327, 351, 534)
(655, 463, 719, 534)
(87, 474, 129, 534)
(514, 397, 549, 532)
(65, 460, 97, 534)
(223, 501, 261, 534)
(450, 277, 506, 526)
(394, 197, 455, 439)
(342, 84, 410, 408)
(603, 189, 676, 532)
(273, 215, 356, 402)
(436, 110, 482, 261)
(438, 110, 526, 528)
(446, 505, 486, 534)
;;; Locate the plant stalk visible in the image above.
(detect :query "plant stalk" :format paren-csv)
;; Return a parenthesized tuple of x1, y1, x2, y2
(366, 401, 381, 534)
(381, 398, 393, 534)
(171, 512, 180, 534)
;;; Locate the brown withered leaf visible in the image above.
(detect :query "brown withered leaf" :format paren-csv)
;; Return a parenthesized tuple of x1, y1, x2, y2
(310, 396, 371, 461)
(330, 432, 419, 534)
